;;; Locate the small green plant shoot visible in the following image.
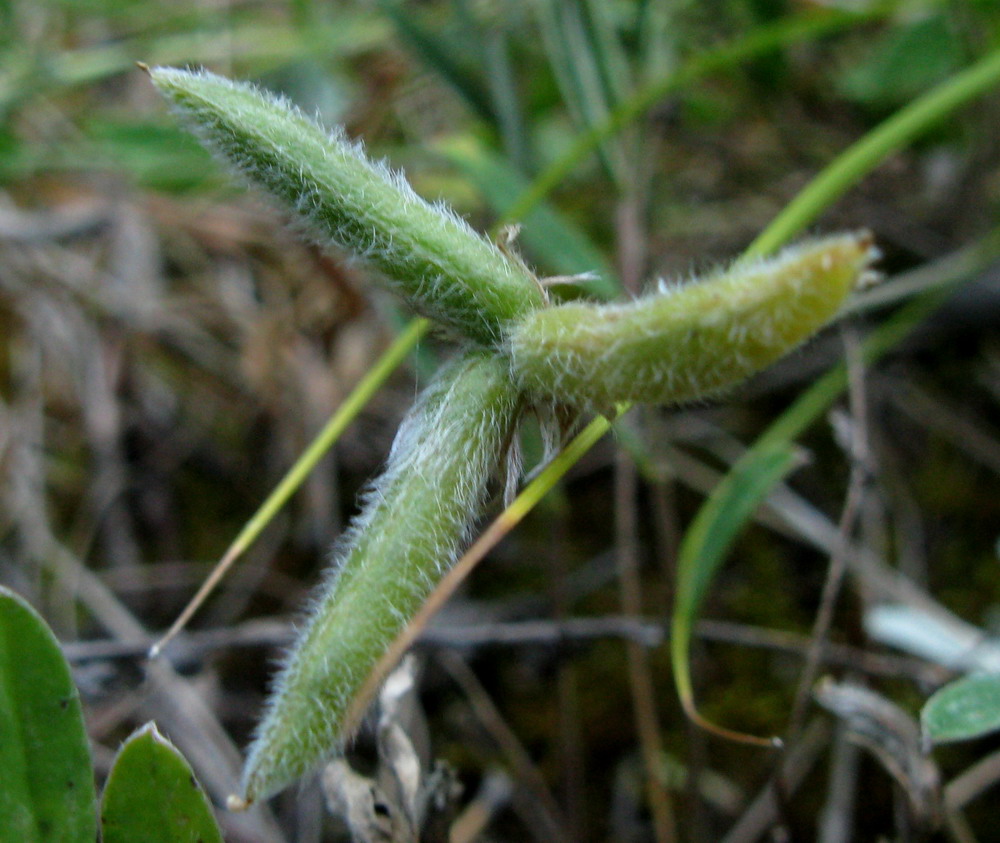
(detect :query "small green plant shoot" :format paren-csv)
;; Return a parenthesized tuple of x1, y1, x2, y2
(148, 66, 879, 803)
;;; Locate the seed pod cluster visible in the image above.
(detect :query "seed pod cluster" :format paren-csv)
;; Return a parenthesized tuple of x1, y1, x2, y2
(150, 67, 881, 803)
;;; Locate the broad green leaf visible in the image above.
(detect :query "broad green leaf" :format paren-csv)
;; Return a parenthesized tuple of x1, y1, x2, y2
(0, 586, 96, 843)
(100, 723, 223, 843)
(839, 14, 964, 108)
(671, 444, 800, 722)
(922, 674, 1000, 745)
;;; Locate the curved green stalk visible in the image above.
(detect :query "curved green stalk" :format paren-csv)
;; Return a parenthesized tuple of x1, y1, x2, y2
(498, 5, 895, 228)
(242, 351, 522, 802)
(746, 42, 1000, 257)
(149, 67, 545, 345)
(149, 318, 432, 658)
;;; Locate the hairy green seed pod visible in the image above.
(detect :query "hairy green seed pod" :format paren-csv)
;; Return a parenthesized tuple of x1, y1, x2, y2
(242, 352, 522, 802)
(149, 67, 544, 345)
(508, 232, 878, 409)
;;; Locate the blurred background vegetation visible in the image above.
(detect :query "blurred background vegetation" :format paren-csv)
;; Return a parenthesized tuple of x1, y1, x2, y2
(2, 0, 1000, 840)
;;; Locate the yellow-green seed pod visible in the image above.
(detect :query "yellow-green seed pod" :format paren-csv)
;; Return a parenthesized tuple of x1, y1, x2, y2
(242, 352, 522, 802)
(508, 232, 878, 409)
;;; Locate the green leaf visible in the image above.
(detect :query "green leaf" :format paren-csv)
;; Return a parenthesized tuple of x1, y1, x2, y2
(922, 674, 1000, 745)
(671, 444, 800, 721)
(839, 14, 964, 109)
(436, 135, 619, 299)
(0, 586, 96, 843)
(100, 723, 223, 843)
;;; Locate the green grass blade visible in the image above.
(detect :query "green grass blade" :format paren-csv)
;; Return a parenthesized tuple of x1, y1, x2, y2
(501, 6, 890, 228)
(100, 723, 223, 843)
(583, 0, 633, 107)
(746, 41, 1000, 258)
(922, 674, 1000, 745)
(437, 135, 619, 298)
(0, 17, 389, 115)
(220, 318, 431, 568)
(635, 0, 678, 87)
(533, 0, 623, 183)
(665, 254, 991, 733)
(480, 25, 531, 171)
(0, 586, 96, 843)
(671, 446, 801, 732)
(378, 0, 496, 124)
(150, 317, 430, 656)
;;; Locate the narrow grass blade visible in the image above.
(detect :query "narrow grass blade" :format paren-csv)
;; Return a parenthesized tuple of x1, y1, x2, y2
(532, 0, 623, 184)
(0, 17, 390, 114)
(438, 136, 619, 298)
(0, 586, 96, 843)
(480, 23, 531, 171)
(582, 0, 633, 107)
(377, 0, 495, 125)
(922, 674, 1000, 745)
(665, 231, 1000, 737)
(501, 6, 892, 228)
(100, 723, 223, 843)
(150, 317, 430, 657)
(670, 444, 801, 744)
(746, 41, 1000, 257)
